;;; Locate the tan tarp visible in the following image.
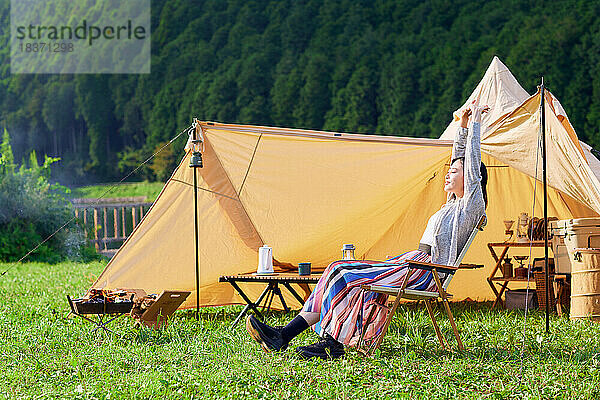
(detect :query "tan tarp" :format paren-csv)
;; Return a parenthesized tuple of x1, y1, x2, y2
(92, 57, 600, 307)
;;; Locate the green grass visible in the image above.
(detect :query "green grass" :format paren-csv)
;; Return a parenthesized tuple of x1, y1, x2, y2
(2, 261, 600, 399)
(69, 181, 165, 202)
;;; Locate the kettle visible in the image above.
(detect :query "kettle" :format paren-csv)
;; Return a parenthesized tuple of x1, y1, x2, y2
(257, 245, 274, 274)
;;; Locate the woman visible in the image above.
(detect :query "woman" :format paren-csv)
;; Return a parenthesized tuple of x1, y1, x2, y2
(247, 103, 488, 360)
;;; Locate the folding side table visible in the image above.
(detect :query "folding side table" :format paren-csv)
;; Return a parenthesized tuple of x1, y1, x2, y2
(219, 273, 320, 327)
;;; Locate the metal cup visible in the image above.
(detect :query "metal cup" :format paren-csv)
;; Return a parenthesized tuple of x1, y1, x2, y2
(298, 262, 311, 276)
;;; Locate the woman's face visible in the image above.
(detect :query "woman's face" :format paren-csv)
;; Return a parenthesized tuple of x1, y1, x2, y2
(444, 159, 464, 197)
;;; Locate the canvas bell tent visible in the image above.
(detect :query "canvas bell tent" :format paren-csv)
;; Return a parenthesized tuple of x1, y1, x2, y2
(92, 57, 600, 308)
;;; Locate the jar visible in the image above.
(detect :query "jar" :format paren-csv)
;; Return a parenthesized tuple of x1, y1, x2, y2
(342, 244, 356, 260)
(502, 257, 513, 278)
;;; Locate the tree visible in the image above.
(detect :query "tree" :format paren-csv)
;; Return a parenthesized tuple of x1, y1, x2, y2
(376, 52, 419, 135)
(42, 81, 77, 156)
(271, 58, 302, 127)
(293, 54, 332, 129)
(0, 130, 91, 262)
(324, 66, 378, 133)
(0, 127, 15, 175)
(149, 141, 177, 183)
(74, 75, 117, 177)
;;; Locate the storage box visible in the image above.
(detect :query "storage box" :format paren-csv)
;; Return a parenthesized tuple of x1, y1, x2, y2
(549, 218, 600, 274)
(505, 289, 538, 311)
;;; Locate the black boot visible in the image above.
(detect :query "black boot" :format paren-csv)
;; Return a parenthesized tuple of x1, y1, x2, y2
(246, 315, 287, 352)
(296, 334, 345, 360)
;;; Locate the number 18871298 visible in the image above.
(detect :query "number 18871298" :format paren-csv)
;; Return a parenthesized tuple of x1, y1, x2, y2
(18, 42, 74, 53)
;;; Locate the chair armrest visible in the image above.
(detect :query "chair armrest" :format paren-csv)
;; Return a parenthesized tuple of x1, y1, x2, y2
(458, 263, 484, 269)
(407, 260, 458, 274)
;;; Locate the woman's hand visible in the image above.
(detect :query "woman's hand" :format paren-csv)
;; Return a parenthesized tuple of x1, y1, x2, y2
(459, 108, 471, 128)
(460, 101, 490, 128)
(468, 101, 490, 124)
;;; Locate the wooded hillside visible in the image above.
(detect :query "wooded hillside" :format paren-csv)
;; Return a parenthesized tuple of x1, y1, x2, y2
(1, 0, 599, 184)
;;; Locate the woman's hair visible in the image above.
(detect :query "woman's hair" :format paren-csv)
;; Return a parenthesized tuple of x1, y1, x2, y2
(452, 157, 488, 207)
(480, 162, 488, 208)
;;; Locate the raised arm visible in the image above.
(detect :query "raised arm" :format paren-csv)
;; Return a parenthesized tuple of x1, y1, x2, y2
(451, 105, 475, 162)
(461, 105, 487, 207)
(451, 123, 468, 163)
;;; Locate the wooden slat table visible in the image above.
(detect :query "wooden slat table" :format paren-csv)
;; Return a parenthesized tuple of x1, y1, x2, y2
(219, 273, 321, 327)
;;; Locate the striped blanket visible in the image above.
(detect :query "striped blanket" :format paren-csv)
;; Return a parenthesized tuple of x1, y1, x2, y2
(302, 250, 440, 346)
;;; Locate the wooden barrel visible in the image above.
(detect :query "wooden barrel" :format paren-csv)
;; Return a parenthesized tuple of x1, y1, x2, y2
(570, 248, 600, 321)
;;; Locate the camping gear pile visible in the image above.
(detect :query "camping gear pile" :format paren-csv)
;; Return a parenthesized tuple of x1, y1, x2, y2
(89, 56, 600, 309)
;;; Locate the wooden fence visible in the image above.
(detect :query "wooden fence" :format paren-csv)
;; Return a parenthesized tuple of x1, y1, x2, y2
(71, 197, 153, 256)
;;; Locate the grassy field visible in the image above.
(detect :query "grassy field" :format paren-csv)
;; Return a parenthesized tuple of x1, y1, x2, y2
(2, 261, 600, 399)
(69, 181, 165, 202)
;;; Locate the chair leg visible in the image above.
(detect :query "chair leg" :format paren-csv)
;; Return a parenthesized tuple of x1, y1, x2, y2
(431, 268, 465, 352)
(357, 290, 376, 354)
(442, 298, 464, 351)
(424, 299, 447, 350)
(368, 295, 403, 355)
(357, 290, 391, 355)
(367, 268, 418, 354)
(358, 269, 416, 356)
(555, 279, 563, 317)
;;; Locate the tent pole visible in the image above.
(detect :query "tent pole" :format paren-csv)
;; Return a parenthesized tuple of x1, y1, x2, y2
(193, 164, 200, 320)
(541, 77, 550, 334)
(190, 120, 202, 321)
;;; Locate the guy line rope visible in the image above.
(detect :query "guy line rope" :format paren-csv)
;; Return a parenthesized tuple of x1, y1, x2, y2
(517, 100, 545, 382)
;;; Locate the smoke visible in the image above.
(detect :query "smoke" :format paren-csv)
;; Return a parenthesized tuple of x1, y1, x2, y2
(63, 227, 86, 260)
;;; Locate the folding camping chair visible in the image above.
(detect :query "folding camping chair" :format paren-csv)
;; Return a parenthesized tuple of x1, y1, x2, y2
(357, 215, 486, 355)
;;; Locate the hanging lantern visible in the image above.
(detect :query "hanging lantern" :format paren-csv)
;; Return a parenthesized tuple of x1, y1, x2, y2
(516, 212, 529, 243)
(189, 139, 203, 168)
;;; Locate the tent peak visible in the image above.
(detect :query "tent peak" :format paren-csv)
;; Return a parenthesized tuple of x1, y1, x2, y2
(439, 56, 529, 140)
(488, 55, 508, 74)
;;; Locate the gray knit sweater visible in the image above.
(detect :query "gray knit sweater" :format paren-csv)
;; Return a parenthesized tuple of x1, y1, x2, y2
(423, 122, 486, 266)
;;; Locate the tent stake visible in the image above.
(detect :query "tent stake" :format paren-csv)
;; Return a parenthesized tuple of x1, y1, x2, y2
(541, 77, 550, 334)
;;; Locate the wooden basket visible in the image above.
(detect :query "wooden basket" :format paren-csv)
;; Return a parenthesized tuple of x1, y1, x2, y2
(534, 272, 555, 310)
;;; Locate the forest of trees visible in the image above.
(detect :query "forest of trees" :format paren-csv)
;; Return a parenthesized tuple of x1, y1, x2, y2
(1, 0, 600, 185)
